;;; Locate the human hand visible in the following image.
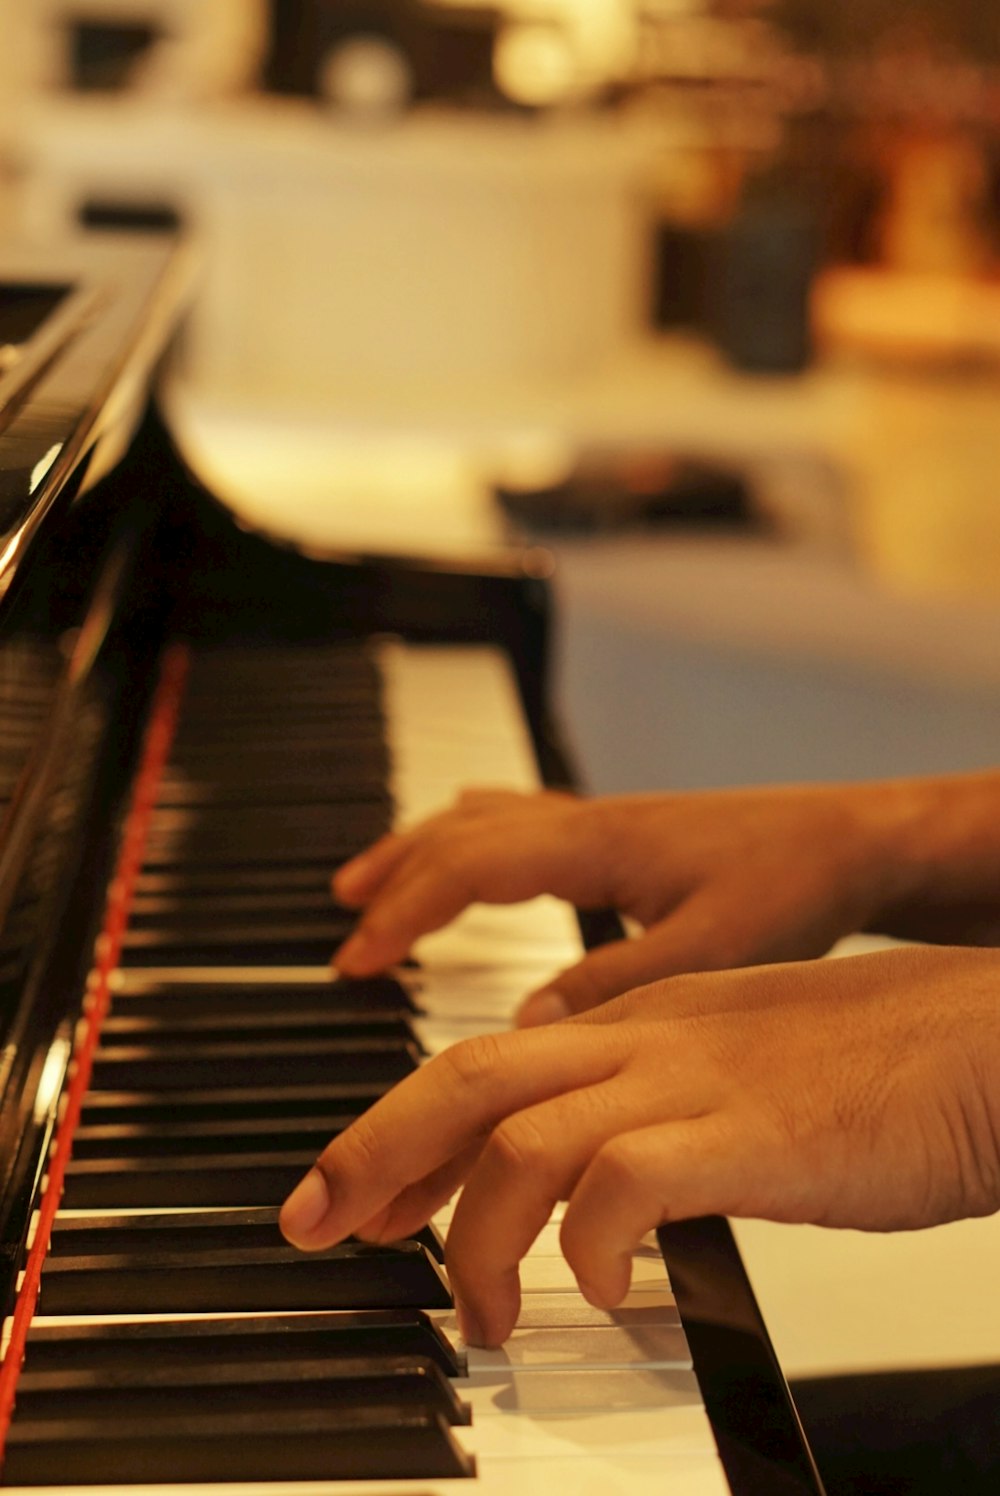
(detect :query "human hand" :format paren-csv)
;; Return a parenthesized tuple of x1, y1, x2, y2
(331, 779, 930, 1023)
(281, 945, 1000, 1345)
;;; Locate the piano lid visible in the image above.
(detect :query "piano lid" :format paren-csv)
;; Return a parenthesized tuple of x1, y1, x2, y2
(0, 232, 196, 611)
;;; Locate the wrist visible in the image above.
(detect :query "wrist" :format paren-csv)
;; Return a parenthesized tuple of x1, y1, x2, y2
(853, 772, 1000, 939)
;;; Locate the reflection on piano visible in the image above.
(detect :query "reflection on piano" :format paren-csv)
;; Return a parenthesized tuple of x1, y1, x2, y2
(0, 234, 825, 1493)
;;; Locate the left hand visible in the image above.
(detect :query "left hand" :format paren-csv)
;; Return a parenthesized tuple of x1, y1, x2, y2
(279, 944, 1000, 1347)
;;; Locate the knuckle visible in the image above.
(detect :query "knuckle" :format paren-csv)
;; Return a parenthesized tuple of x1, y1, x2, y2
(612, 976, 673, 1020)
(590, 1133, 649, 1198)
(329, 1113, 383, 1182)
(427, 835, 480, 891)
(485, 1112, 552, 1182)
(439, 1031, 509, 1095)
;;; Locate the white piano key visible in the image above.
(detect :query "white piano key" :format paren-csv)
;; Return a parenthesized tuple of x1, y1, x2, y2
(413, 967, 561, 1012)
(463, 1322, 691, 1373)
(516, 1254, 669, 1294)
(434, 1196, 570, 1228)
(379, 643, 544, 819)
(416, 913, 579, 973)
(416, 1023, 510, 1056)
(521, 1222, 595, 1258)
(457, 1374, 718, 1456)
(464, 1367, 708, 1420)
(465, 1452, 732, 1496)
(509, 1293, 681, 1330)
(433, 1294, 681, 1340)
(0, 1450, 732, 1496)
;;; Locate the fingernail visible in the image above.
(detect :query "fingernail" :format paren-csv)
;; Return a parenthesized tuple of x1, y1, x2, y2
(455, 1298, 486, 1348)
(280, 1169, 330, 1245)
(515, 990, 569, 1028)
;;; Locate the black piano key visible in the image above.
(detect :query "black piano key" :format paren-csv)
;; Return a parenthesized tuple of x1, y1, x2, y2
(60, 1151, 321, 1208)
(147, 805, 389, 838)
(14, 1354, 469, 1425)
(127, 889, 356, 918)
(119, 941, 346, 967)
(182, 654, 380, 684)
(98, 1014, 418, 1048)
(156, 753, 389, 781)
(88, 1037, 419, 1090)
(152, 776, 388, 809)
(50, 1205, 290, 1253)
(176, 678, 383, 703)
(134, 866, 355, 894)
(172, 705, 385, 730)
(171, 706, 388, 733)
(162, 736, 390, 766)
(148, 793, 387, 817)
(107, 975, 419, 1018)
(38, 1242, 452, 1314)
(2, 1407, 474, 1485)
(168, 702, 384, 725)
(24, 1310, 464, 1378)
(80, 1083, 389, 1126)
(162, 719, 382, 741)
(120, 917, 357, 949)
(177, 679, 383, 704)
(67, 1114, 359, 1158)
(125, 908, 359, 937)
(136, 849, 378, 877)
(49, 1206, 446, 1263)
(136, 840, 382, 873)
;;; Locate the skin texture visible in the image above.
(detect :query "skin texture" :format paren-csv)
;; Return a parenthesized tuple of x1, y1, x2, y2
(330, 775, 1000, 1024)
(280, 945, 1000, 1347)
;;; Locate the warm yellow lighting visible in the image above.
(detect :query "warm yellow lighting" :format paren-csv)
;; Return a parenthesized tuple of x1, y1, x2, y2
(33, 1035, 71, 1125)
(29, 443, 63, 496)
(317, 35, 413, 117)
(494, 22, 578, 106)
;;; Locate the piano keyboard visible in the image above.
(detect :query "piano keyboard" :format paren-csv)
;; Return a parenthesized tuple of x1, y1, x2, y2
(0, 639, 731, 1495)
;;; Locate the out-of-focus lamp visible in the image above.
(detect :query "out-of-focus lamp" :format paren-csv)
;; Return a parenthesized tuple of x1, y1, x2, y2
(493, 22, 579, 106)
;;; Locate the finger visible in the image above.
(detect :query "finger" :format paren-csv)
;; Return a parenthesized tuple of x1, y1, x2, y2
(332, 790, 543, 909)
(446, 1120, 560, 1349)
(278, 1024, 624, 1251)
(335, 816, 596, 976)
(514, 911, 722, 1025)
(332, 831, 413, 906)
(444, 1077, 659, 1346)
(333, 851, 477, 974)
(353, 1143, 483, 1246)
(516, 873, 839, 1026)
(560, 1113, 777, 1308)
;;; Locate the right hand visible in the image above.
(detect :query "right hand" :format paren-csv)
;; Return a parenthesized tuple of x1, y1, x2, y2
(332, 778, 952, 1023)
(283, 944, 1000, 1345)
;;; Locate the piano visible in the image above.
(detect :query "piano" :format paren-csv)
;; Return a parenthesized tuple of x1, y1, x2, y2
(0, 233, 825, 1494)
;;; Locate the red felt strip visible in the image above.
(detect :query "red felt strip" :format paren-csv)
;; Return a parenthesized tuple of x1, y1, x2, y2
(0, 643, 189, 1460)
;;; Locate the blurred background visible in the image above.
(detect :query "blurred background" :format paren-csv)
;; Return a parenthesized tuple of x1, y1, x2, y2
(3, 0, 1000, 1397)
(3, 3, 1000, 788)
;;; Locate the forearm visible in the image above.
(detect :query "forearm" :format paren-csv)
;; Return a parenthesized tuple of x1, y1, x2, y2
(859, 771, 1000, 945)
